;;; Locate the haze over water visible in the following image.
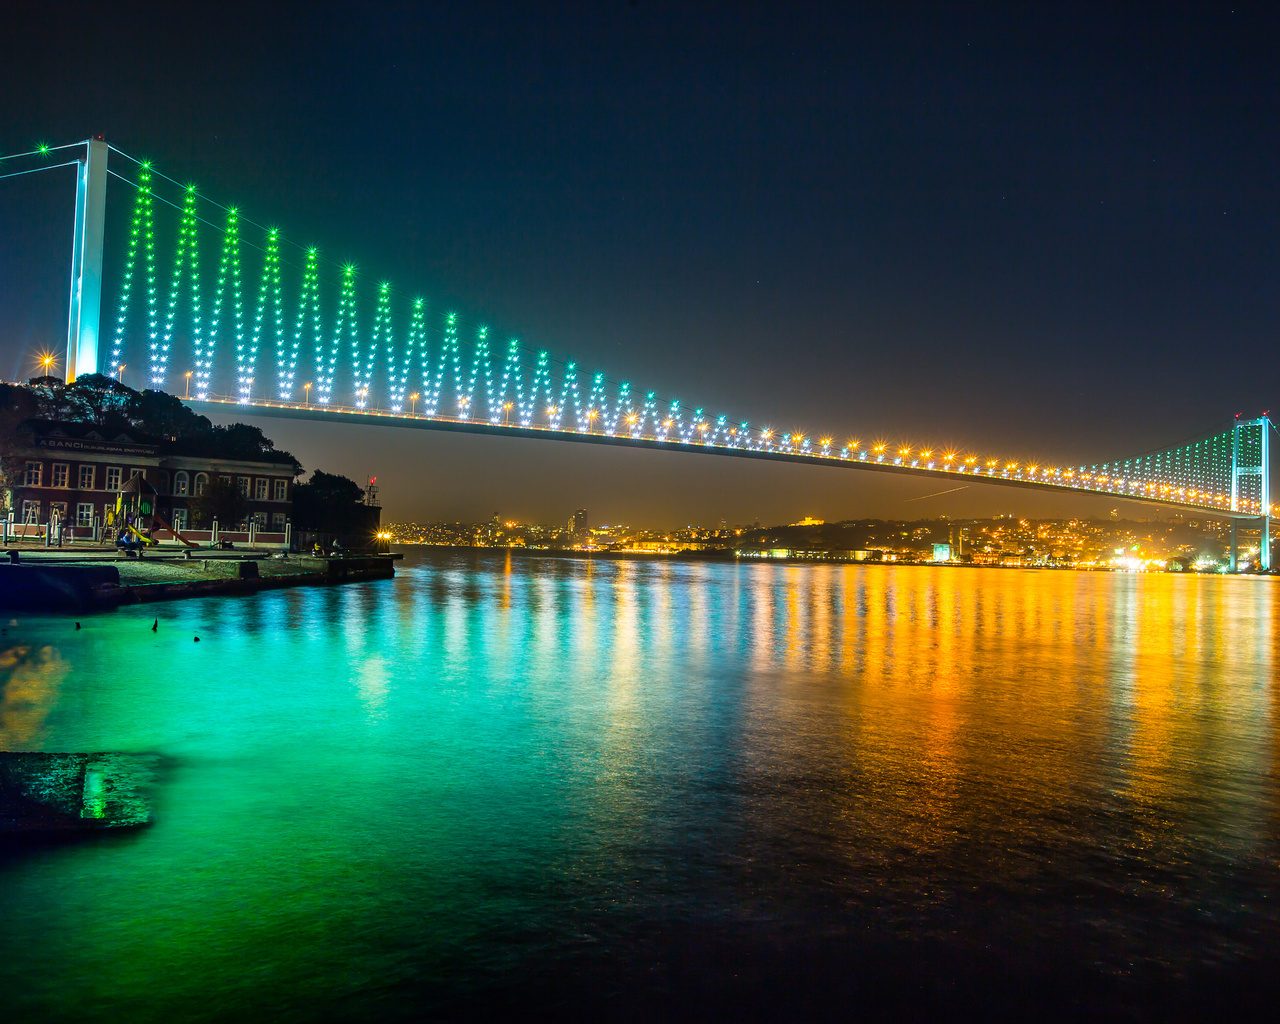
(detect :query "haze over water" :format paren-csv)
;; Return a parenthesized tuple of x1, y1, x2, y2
(2, 550, 1279, 1019)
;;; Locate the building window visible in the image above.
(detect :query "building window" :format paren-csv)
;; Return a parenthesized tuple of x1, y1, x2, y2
(252, 511, 269, 528)
(21, 500, 41, 524)
(51, 463, 69, 488)
(105, 467, 122, 491)
(255, 478, 268, 500)
(272, 512, 286, 531)
(79, 464, 95, 490)
(50, 501, 68, 523)
(158, 471, 170, 495)
(193, 473, 208, 496)
(130, 468, 147, 483)
(24, 462, 42, 487)
(173, 471, 189, 496)
(171, 508, 188, 531)
(237, 476, 251, 497)
(273, 479, 287, 501)
(77, 503, 94, 527)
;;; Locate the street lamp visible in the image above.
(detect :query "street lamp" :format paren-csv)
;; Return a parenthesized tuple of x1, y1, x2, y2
(410, 392, 419, 416)
(304, 383, 312, 407)
(184, 371, 192, 398)
(117, 364, 126, 386)
(503, 401, 512, 426)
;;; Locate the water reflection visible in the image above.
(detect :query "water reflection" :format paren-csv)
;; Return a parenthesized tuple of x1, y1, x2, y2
(0, 644, 71, 749)
(1, 555, 1277, 1019)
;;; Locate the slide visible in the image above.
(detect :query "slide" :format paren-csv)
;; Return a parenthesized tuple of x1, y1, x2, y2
(150, 510, 198, 548)
(122, 522, 156, 547)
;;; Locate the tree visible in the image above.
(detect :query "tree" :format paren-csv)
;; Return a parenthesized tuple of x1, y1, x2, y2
(189, 475, 250, 529)
(134, 388, 211, 440)
(291, 471, 368, 532)
(0, 382, 41, 500)
(62, 374, 140, 427)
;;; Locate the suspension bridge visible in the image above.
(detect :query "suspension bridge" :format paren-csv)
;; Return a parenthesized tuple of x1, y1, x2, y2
(3, 138, 1274, 568)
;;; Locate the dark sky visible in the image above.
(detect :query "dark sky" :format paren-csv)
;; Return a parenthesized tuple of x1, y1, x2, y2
(3, 2, 1277, 526)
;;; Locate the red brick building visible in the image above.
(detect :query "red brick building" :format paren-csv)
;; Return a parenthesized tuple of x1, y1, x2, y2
(4, 420, 296, 540)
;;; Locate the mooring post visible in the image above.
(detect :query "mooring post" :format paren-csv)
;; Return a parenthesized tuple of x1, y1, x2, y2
(65, 139, 108, 382)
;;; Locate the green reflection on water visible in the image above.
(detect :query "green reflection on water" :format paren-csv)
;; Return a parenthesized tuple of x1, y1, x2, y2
(0, 555, 1277, 1020)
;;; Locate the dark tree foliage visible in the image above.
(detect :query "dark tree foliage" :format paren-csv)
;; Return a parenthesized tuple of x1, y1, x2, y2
(168, 423, 301, 470)
(189, 475, 250, 529)
(292, 471, 369, 532)
(1, 377, 299, 471)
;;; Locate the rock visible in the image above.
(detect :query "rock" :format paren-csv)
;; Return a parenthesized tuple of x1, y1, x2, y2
(0, 753, 162, 834)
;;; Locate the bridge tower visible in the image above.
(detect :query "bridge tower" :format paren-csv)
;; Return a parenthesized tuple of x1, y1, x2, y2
(1229, 415, 1271, 571)
(64, 138, 108, 383)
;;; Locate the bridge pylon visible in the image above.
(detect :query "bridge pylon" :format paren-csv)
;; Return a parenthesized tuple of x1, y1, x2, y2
(1229, 415, 1271, 571)
(64, 138, 108, 383)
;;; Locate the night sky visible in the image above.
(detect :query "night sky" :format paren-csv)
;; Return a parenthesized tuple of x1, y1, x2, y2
(3, 2, 1277, 527)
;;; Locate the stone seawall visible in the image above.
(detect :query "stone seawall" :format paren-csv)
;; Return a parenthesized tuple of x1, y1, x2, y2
(0, 552, 399, 611)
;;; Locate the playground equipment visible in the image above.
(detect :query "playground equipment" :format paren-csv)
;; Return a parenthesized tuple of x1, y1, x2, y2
(106, 473, 197, 549)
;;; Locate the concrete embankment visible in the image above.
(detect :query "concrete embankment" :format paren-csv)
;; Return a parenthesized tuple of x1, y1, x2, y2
(0, 752, 162, 834)
(0, 551, 399, 611)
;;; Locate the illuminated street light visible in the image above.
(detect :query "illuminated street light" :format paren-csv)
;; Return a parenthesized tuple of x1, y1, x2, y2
(411, 392, 420, 416)
(184, 371, 192, 398)
(304, 382, 312, 407)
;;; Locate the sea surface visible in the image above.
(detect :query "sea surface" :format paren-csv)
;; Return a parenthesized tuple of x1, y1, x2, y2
(2, 549, 1279, 1020)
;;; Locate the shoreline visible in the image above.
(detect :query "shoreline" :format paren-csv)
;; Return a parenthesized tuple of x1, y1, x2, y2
(389, 543, 1273, 575)
(1, 550, 400, 612)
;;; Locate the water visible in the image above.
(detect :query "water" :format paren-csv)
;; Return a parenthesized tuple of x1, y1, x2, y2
(2, 550, 1279, 1020)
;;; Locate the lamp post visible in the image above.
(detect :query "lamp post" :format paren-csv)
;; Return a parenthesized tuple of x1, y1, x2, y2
(117, 364, 125, 386)
(304, 383, 311, 407)
(184, 371, 192, 398)
(503, 402, 512, 426)
(410, 392, 419, 416)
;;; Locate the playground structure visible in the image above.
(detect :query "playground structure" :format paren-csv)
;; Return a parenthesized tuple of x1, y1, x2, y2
(105, 473, 196, 550)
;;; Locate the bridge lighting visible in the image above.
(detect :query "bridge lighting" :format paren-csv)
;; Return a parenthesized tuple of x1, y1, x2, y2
(36, 141, 50, 154)
(944, 452, 956, 462)
(304, 382, 312, 407)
